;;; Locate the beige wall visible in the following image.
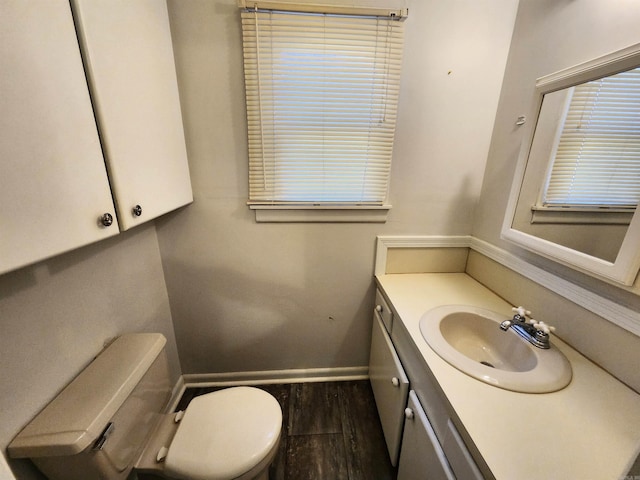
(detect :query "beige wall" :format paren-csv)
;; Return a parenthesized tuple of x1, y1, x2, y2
(385, 247, 468, 274)
(156, 0, 518, 375)
(0, 225, 180, 479)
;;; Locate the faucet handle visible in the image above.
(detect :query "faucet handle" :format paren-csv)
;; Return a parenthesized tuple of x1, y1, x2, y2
(512, 306, 532, 318)
(532, 320, 555, 335)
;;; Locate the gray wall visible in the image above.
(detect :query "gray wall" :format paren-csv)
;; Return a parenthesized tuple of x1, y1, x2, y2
(156, 0, 518, 375)
(474, 0, 640, 302)
(472, 0, 640, 388)
(0, 225, 180, 479)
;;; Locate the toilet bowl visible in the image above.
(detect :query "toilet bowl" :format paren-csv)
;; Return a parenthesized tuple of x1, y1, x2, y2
(137, 386, 282, 480)
(7, 334, 283, 480)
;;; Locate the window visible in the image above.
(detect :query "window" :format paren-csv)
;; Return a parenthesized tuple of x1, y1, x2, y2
(540, 67, 640, 213)
(239, 4, 406, 221)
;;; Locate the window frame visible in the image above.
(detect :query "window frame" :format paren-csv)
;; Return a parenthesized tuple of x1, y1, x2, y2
(239, 4, 407, 222)
(532, 68, 640, 225)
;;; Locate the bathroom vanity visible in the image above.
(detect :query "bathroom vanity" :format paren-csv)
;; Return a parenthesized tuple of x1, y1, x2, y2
(370, 273, 640, 479)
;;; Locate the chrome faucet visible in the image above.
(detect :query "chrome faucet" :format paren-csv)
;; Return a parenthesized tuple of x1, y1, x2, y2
(500, 306, 555, 349)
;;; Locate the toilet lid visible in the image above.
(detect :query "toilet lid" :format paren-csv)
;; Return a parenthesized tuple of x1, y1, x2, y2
(164, 387, 282, 480)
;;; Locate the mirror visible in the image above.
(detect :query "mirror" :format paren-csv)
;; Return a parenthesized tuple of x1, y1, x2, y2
(502, 42, 640, 286)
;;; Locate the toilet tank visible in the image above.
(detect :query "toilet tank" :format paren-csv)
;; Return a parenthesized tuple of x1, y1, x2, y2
(8, 333, 173, 480)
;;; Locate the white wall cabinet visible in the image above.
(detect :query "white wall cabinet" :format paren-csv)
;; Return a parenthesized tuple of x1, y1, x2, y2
(0, 0, 120, 275)
(0, 0, 193, 276)
(71, 0, 193, 231)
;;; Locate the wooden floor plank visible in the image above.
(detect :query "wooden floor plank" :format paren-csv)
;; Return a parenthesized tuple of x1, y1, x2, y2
(339, 381, 396, 480)
(289, 382, 342, 435)
(285, 433, 349, 480)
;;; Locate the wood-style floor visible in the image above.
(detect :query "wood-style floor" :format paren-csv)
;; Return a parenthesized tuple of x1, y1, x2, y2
(176, 380, 397, 480)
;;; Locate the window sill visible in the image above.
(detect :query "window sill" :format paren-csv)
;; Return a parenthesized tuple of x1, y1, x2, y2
(249, 204, 391, 223)
(530, 206, 633, 225)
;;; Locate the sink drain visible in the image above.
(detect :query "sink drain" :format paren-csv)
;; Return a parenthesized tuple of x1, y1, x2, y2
(480, 360, 495, 368)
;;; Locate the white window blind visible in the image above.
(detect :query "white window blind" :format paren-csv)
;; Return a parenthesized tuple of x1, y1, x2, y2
(240, 9, 404, 205)
(543, 67, 640, 208)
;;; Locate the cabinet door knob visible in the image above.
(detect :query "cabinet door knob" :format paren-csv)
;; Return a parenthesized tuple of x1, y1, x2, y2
(391, 377, 400, 387)
(100, 213, 114, 227)
(132, 204, 142, 217)
(375, 305, 383, 313)
(404, 407, 414, 420)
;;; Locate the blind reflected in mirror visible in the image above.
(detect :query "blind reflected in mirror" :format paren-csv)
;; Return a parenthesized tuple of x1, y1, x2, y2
(511, 68, 640, 262)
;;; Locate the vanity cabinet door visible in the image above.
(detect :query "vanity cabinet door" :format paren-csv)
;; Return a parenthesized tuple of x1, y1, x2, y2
(0, 0, 119, 275)
(71, 0, 193, 231)
(369, 309, 409, 466)
(398, 391, 455, 480)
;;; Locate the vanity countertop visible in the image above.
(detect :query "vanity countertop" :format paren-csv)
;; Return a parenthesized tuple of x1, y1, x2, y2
(376, 273, 640, 480)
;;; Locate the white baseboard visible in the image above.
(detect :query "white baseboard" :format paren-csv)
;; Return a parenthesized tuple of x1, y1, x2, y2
(182, 366, 369, 388)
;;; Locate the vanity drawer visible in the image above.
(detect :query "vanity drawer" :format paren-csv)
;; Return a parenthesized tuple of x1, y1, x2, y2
(397, 391, 455, 480)
(375, 289, 394, 332)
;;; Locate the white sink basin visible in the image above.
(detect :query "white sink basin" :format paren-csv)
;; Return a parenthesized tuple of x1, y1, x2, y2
(419, 305, 572, 393)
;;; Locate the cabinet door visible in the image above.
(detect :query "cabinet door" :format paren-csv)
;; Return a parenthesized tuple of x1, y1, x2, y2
(71, 0, 193, 230)
(398, 391, 455, 480)
(369, 310, 409, 466)
(0, 0, 119, 275)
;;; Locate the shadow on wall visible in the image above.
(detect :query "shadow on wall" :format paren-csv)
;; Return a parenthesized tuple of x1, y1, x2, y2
(6, 457, 46, 480)
(157, 211, 381, 376)
(166, 0, 249, 201)
(444, 174, 479, 235)
(0, 226, 151, 302)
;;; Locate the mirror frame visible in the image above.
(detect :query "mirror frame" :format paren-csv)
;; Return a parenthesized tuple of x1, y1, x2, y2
(502, 42, 640, 286)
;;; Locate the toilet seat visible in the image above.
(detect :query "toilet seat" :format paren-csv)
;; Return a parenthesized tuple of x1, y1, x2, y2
(164, 387, 282, 480)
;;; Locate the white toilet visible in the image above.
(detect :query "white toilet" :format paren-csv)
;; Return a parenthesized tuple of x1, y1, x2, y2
(7, 334, 282, 480)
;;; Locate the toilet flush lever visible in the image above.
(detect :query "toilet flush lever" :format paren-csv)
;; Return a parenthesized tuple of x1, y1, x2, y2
(93, 422, 114, 450)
